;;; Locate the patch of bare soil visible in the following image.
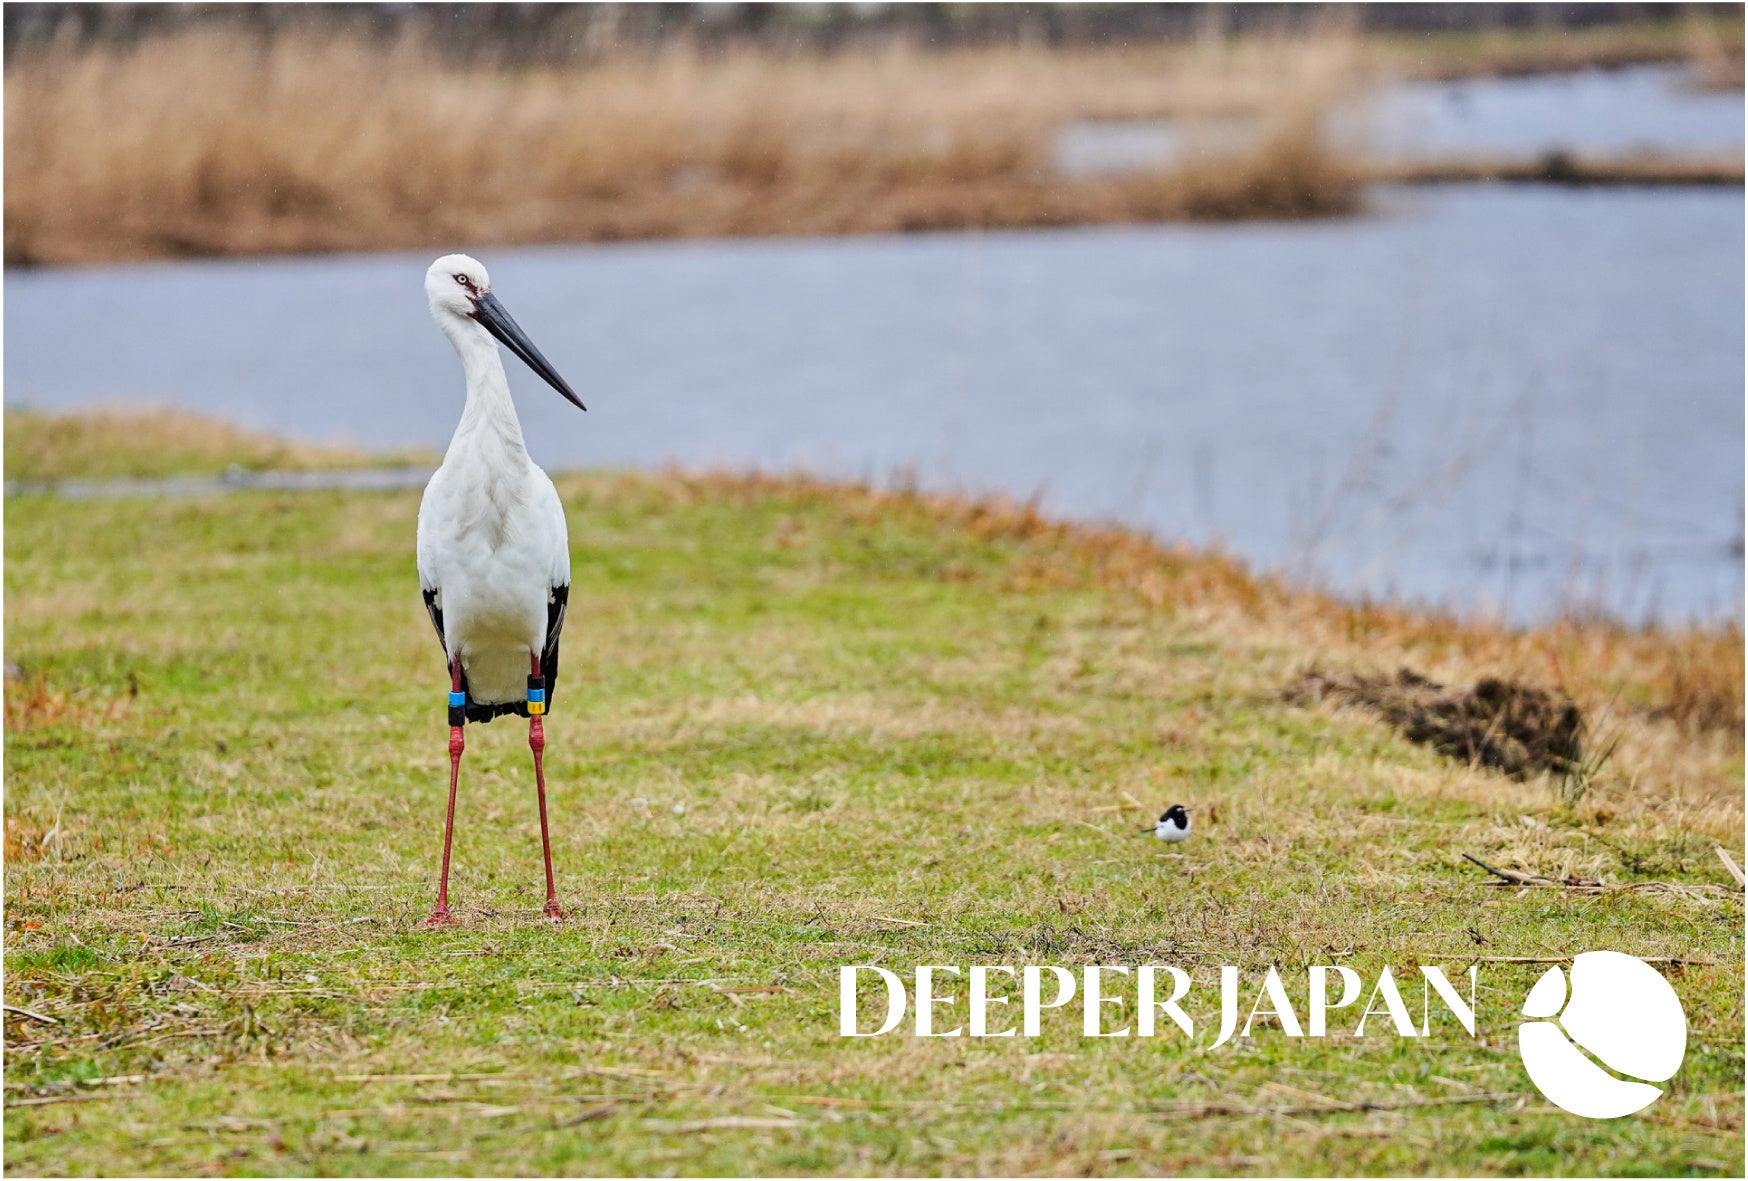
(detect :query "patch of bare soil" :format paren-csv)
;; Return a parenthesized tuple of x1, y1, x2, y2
(1287, 668, 1585, 779)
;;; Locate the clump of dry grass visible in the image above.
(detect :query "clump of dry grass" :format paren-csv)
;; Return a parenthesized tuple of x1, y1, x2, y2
(4, 28, 1365, 264)
(3, 406, 428, 483)
(1158, 102, 1362, 220)
(2, 668, 132, 734)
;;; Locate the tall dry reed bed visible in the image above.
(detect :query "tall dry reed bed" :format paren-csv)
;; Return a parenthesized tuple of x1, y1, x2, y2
(5, 29, 1365, 264)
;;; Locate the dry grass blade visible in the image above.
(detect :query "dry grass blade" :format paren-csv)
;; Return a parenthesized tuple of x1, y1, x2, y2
(1714, 847, 1747, 890)
(2, 1005, 60, 1025)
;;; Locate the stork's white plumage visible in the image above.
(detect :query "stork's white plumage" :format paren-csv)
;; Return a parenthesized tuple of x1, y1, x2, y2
(415, 254, 585, 926)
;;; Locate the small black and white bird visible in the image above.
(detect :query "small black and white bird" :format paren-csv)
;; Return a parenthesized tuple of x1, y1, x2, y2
(1151, 804, 1191, 843)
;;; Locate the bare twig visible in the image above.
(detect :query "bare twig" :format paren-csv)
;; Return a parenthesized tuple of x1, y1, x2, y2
(1461, 854, 1599, 889)
(1462, 853, 1554, 886)
(1152, 1091, 1521, 1119)
(1260, 1082, 1351, 1109)
(556, 1101, 620, 1127)
(1463, 854, 1737, 903)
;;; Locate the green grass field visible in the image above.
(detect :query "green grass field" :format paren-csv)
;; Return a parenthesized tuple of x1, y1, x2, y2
(4, 418, 1743, 1176)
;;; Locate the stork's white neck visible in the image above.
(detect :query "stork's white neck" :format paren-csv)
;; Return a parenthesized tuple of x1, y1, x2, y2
(440, 313, 529, 463)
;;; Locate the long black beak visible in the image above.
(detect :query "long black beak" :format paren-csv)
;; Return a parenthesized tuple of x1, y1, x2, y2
(470, 291, 586, 411)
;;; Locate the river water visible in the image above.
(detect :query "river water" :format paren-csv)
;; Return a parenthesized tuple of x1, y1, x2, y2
(8, 182, 1740, 626)
(1057, 64, 1745, 175)
(1369, 63, 1746, 158)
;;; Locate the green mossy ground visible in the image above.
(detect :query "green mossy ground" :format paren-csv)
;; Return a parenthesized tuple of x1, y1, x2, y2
(4, 443, 1741, 1175)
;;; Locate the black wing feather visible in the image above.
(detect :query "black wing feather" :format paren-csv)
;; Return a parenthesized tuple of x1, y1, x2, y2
(422, 587, 445, 647)
(541, 584, 569, 711)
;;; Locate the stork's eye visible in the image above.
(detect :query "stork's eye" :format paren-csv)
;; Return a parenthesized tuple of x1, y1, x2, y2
(453, 273, 470, 287)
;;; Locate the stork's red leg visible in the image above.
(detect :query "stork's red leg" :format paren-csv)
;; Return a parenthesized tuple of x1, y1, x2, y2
(530, 654, 563, 920)
(426, 658, 465, 928)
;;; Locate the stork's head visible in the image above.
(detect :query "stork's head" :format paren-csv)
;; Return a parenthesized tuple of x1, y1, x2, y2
(426, 253, 492, 320)
(425, 253, 586, 411)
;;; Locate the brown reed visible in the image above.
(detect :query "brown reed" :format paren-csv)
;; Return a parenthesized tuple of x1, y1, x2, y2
(4, 28, 1367, 265)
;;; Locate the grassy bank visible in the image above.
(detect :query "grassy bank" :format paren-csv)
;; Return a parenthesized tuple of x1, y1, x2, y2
(4, 413, 1742, 1175)
(2, 406, 435, 484)
(8, 14, 1740, 267)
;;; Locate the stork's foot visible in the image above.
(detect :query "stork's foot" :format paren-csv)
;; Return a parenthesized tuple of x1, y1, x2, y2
(424, 906, 456, 928)
(542, 900, 564, 921)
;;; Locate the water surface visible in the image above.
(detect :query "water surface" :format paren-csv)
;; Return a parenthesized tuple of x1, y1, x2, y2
(1056, 65, 1746, 175)
(1370, 64, 1745, 158)
(7, 186, 1741, 625)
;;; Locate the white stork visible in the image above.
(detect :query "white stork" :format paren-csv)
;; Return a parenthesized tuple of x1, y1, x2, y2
(415, 254, 585, 926)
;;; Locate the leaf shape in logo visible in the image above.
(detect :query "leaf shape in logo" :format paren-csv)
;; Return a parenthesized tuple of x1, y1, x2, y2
(1522, 965, 1565, 1018)
(1559, 951, 1686, 1084)
(1518, 1021, 1665, 1120)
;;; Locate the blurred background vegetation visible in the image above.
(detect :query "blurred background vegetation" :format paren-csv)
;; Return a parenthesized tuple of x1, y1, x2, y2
(6, 2, 1743, 63)
(5, 2, 1741, 264)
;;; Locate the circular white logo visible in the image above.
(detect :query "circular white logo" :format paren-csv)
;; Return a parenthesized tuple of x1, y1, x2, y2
(1517, 951, 1686, 1119)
